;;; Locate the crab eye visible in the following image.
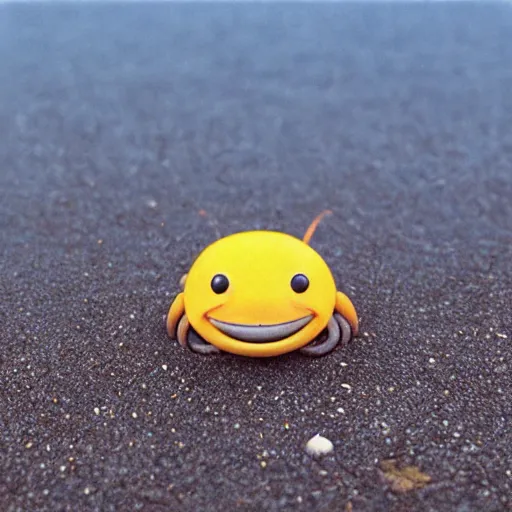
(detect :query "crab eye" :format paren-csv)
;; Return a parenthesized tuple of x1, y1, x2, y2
(211, 274, 229, 294)
(291, 273, 309, 293)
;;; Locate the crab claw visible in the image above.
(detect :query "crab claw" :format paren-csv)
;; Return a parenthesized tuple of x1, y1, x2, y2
(166, 292, 185, 339)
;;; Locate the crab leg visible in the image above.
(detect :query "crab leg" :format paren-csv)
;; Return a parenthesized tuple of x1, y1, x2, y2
(188, 330, 221, 355)
(176, 314, 190, 347)
(334, 313, 353, 349)
(173, 312, 221, 354)
(335, 291, 358, 336)
(300, 315, 340, 357)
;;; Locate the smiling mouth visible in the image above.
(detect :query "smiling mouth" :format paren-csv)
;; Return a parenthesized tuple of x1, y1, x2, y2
(208, 315, 314, 343)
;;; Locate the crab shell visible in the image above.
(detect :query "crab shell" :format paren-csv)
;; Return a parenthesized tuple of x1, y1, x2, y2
(165, 231, 358, 358)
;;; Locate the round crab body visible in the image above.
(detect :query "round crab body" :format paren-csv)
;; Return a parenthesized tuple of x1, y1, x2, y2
(166, 223, 359, 358)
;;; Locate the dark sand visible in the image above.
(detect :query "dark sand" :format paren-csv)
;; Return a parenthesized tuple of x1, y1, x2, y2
(1, 2, 511, 511)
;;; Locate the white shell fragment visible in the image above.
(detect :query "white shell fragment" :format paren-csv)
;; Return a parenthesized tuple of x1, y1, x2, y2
(305, 434, 334, 457)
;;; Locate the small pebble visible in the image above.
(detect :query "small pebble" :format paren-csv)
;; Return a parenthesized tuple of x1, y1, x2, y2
(341, 383, 352, 390)
(305, 434, 334, 457)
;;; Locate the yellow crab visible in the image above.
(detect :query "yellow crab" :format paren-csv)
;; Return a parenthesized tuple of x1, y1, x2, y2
(166, 211, 358, 357)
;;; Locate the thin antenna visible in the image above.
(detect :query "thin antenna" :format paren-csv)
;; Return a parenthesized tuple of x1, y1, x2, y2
(198, 209, 221, 240)
(303, 210, 332, 245)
